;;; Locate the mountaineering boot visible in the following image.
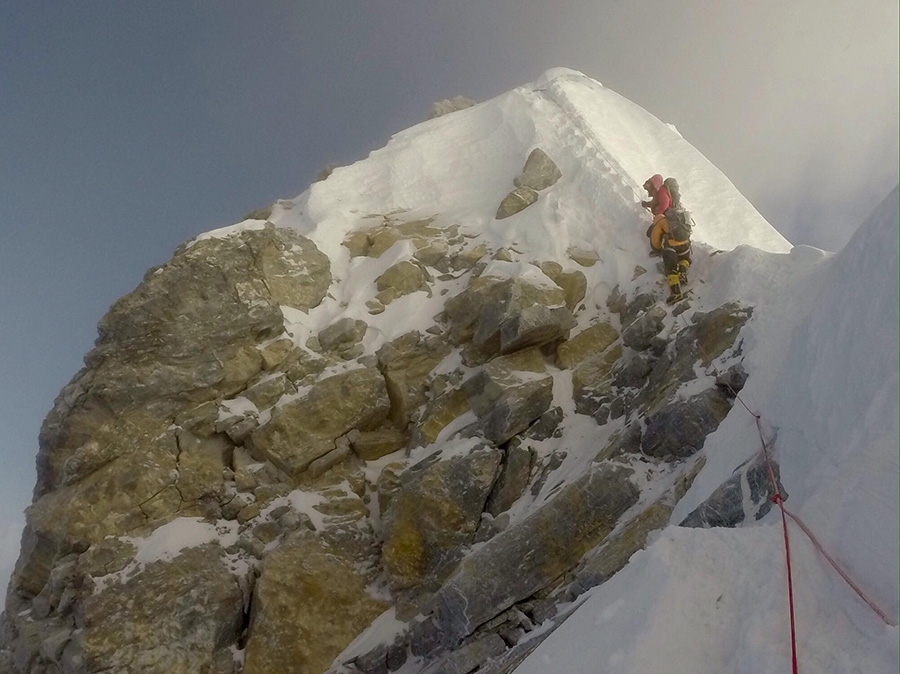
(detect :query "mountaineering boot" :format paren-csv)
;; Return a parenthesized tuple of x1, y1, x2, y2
(666, 273, 683, 304)
(678, 259, 690, 286)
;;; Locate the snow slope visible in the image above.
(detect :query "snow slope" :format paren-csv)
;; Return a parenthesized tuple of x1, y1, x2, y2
(516, 188, 899, 674)
(194, 68, 896, 672)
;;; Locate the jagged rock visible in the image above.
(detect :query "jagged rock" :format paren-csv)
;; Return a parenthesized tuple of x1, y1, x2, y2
(421, 634, 507, 674)
(376, 462, 407, 517)
(495, 187, 539, 220)
(464, 348, 554, 445)
(258, 337, 295, 371)
(715, 362, 749, 397)
(377, 332, 452, 428)
(557, 322, 619, 369)
(445, 275, 574, 364)
(73, 544, 245, 674)
(173, 431, 230, 503)
(636, 303, 752, 414)
(621, 305, 667, 350)
(538, 263, 586, 312)
(350, 428, 408, 461)
(641, 387, 733, 459)
(411, 387, 472, 448)
(248, 367, 390, 476)
(450, 243, 488, 271)
(376, 261, 428, 304)
(318, 318, 369, 352)
(568, 458, 705, 598)
(414, 240, 451, 270)
(243, 531, 388, 674)
(513, 148, 562, 192)
(242, 372, 295, 410)
(612, 351, 657, 389)
(427, 464, 639, 649)
(681, 454, 784, 527)
(382, 448, 502, 590)
(485, 443, 533, 516)
(520, 406, 564, 441)
(35, 225, 330, 500)
(572, 344, 622, 418)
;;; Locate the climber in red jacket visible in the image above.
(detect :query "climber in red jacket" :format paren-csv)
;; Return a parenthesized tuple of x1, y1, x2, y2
(641, 174, 671, 216)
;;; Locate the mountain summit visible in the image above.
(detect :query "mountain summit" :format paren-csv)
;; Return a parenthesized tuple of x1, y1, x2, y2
(2, 69, 896, 674)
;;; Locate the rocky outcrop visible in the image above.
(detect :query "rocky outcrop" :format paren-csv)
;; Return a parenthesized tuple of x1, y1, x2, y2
(495, 149, 562, 219)
(382, 448, 502, 592)
(3, 201, 761, 674)
(244, 531, 388, 674)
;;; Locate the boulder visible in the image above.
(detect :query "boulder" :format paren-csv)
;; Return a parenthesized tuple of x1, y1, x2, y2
(444, 276, 573, 364)
(76, 544, 245, 674)
(572, 344, 622, 418)
(495, 187, 539, 220)
(243, 531, 388, 674)
(621, 305, 667, 350)
(429, 95, 477, 119)
(463, 348, 554, 445)
(248, 368, 390, 476)
(641, 387, 733, 459)
(513, 148, 562, 192)
(411, 387, 473, 448)
(382, 448, 502, 591)
(376, 261, 428, 304)
(350, 428, 408, 461)
(318, 318, 368, 352)
(557, 322, 619, 370)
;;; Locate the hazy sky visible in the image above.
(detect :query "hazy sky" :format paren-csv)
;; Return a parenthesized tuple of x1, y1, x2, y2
(1, 2, 897, 585)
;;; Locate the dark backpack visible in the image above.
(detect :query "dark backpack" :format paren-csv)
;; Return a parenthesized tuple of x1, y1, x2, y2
(663, 177, 692, 241)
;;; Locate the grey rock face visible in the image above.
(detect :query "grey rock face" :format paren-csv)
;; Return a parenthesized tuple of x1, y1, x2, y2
(382, 448, 502, 591)
(513, 148, 562, 192)
(248, 367, 391, 476)
(428, 463, 639, 647)
(444, 276, 572, 364)
(75, 544, 245, 674)
(463, 348, 554, 445)
(621, 305, 667, 350)
(318, 317, 368, 352)
(641, 388, 733, 459)
(681, 454, 785, 527)
(485, 443, 533, 516)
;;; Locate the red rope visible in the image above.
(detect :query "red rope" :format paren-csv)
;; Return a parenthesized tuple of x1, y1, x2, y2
(673, 311, 897, 674)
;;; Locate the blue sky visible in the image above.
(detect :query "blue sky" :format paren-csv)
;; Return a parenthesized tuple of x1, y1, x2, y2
(1, 1, 897, 586)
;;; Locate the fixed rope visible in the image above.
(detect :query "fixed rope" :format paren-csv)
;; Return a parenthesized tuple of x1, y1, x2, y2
(672, 310, 896, 671)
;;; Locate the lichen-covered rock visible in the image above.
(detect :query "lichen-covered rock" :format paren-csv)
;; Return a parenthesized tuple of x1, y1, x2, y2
(382, 448, 502, 591)
(427, 463, 639, 649)
(248, 367, 390, 476)
(377, 333, 451, 428)
(318, 318, 368, 352)
(557, 322, 619, 369)
(495, 186, 538, 219)
(73, 544, 245, 674)
(464, 348, 553, 445)
(513, 148, 562, 192)
(411, 387, 473, 448)
(243, 531, 388, 674)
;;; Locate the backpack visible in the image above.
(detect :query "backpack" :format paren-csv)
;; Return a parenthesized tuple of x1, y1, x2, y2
(663, 177, 692, 241)
(665, 206, 693, 241)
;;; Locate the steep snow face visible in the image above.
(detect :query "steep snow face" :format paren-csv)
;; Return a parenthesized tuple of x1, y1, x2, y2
(517, 188, 899, 674)
(271, 67, 790, 270)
